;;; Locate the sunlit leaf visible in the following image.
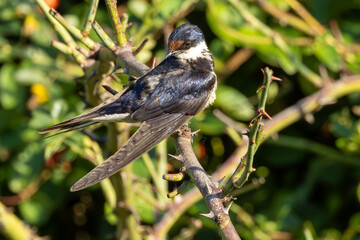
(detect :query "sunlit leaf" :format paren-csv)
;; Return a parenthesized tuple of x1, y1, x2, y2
(214, 85, 254, 121)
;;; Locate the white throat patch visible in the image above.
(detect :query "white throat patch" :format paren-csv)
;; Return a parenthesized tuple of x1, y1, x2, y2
(175, 41, 209, 60)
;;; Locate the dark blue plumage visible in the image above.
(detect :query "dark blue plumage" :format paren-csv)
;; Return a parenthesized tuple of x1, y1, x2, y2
(39, 23, 217, 191)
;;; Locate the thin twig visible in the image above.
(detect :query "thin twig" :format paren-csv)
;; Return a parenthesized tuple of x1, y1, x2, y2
(222, 67, 274, 195)
(82, 0, 99, 37)
(104, 0, 127, 46)
(229, 0, 322, 87)
(49, 8, 96, 50)
(92, 21, 116, 50)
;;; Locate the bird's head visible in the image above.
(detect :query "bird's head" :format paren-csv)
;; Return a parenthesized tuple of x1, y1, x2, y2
(167, 23, 209, 60)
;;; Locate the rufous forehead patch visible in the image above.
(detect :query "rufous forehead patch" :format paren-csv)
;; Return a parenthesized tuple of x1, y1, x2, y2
(168, 40, 184, 50)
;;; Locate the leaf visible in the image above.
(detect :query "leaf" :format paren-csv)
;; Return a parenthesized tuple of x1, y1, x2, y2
(214, 85, 254, 121)
(312, 32, 341, 72)
(18, 191, 55, 226)
(191, 112, 226, 135)
(0, 64, 18, 109)
(256, 44, 298, 75)
(134, 182, 155, 223)
(210, 38, 234, 62)
(128, 0, 151, 19)
(14, 67, 49, 85)
(9, 142, 44, 193)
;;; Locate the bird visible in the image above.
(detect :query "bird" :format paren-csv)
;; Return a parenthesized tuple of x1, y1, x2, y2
(39, 23, 217, 191)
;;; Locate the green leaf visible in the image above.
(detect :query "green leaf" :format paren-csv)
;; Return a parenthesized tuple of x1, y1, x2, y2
(256, 45, 297, 75)
(313, 32, 341, 72)
(210, 38, 234, 62)
(9, 142, 44, 193)
(18, 191, 54, 226)
(0, 64, 18, 109)
(14, 67, 49, 85)
(134, 183, 155, 223)
(128, 0, 151, 19)
(214, 85, 254, 121)
(191, 112, 225, 135)
(132, 157, 151, 179)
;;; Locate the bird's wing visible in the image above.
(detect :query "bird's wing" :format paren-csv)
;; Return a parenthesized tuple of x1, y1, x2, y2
(132, 71, 216, 121)
(70, 113, 191, 191)
(70, 71, 216, 191)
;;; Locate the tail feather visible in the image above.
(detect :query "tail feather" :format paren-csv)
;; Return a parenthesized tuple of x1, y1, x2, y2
(70, 113, 191, 191)
(38, 115, 98, 134)
(38, 84, 132, 135)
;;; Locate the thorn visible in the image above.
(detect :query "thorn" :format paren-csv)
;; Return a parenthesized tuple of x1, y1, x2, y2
(110, 73, 121, 82)
(102, 85, 118, 95)
(304, 113, 315, 124)
(168, 154, 183, 161)
(224, 201, 233, 214)
(151, 57, 157, 69)
(251, 168, 256, 172)
(241, 130, 250, 136)
(261, 68, 265, 75)
(271, 76, 282, 82)
(259, 109, 272, 120)
(128, 75, 138, 82)
(256, 85, 265, 93)
(216, 176, 226, 188)
(205, 183, 213, 195)
(200, 211, 215, 220)
(114, 69, 126, 74)
(191, 129, 200, 136)
(133, 38, 149, 56)
(179, 166, 187, 172)
(249, 111, 262, 127)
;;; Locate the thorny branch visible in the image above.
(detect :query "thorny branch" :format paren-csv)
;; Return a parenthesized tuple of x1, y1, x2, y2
(171, 126, 241, 240)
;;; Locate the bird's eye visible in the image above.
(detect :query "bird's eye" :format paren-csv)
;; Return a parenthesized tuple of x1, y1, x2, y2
(182, 42, 191, 48)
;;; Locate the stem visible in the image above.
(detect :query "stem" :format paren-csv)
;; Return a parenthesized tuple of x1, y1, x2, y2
(49, 8, 96, 50)
(223, 68, 272, 195)
(142, 153, 168, 201)
(284, 0, 326, 35)
(104, 0, 127, 46)
(34, 0, 87, 65)
(229, 0, 322, 87)
(0, 202, 42, 239)
(257, 0, 316, 36)
(156, 140, 170, 204)
(82, 0, 99, 37)
(92, 21, 116, 50)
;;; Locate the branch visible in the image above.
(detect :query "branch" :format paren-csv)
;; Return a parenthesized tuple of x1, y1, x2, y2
(0, 202, 43, 239)
(223, 67, 279, 195)
(172, 126, 241, 240)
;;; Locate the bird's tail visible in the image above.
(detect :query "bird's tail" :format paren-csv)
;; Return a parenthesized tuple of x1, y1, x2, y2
(70, 113, 191, 191)
(38, 114, 98, 134)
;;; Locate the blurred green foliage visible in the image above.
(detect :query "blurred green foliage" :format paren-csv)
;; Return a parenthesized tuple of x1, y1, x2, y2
(0, 0, 360, 239)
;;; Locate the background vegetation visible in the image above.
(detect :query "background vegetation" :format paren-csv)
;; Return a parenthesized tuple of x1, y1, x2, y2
(0, 0, 360, 239)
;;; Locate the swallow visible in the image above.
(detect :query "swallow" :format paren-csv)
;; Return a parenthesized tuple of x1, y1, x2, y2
(39, 23, 217, 191)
